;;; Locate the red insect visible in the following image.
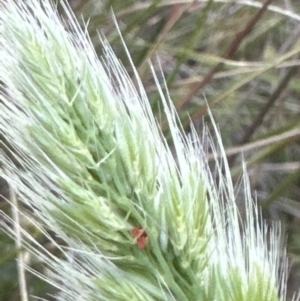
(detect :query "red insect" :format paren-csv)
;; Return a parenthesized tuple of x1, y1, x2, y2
(131, 226, 148, 249)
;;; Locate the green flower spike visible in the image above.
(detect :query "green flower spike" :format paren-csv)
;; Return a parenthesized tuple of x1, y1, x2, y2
(0, 1, 296, 300)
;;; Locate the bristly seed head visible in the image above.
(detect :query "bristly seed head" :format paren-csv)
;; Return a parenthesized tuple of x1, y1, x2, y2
(0, 0, 294, 300)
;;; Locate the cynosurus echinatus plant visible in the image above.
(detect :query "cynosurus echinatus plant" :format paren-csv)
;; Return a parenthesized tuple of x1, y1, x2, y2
(0, 1, 297, 300)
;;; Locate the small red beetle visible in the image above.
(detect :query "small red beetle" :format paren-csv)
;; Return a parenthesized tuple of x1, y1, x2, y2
(131, 226, 148, 249)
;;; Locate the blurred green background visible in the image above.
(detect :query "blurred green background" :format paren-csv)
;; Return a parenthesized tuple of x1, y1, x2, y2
(1, 0, 300, 300)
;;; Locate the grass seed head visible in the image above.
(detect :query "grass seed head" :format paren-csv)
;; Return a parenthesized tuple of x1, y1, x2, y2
(0, 0, 292, 300)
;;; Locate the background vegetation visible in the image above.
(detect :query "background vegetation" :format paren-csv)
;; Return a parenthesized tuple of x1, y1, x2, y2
(1, 0, 300, 300)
